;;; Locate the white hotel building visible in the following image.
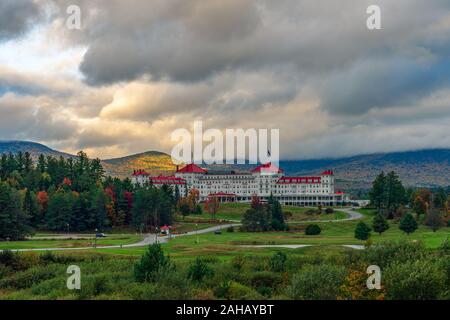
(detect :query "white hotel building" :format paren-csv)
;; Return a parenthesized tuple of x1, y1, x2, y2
(131, 163, 346, 206)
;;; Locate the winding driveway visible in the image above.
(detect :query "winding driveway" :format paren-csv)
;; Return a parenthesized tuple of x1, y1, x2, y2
(1, 207, 364, 253)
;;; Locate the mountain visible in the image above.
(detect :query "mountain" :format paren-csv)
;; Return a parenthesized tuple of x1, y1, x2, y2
(1, 141, 449, 188)
(280, 149, 450, 189)
(0, 141, 75, 160)
(102, 151, 177, 178)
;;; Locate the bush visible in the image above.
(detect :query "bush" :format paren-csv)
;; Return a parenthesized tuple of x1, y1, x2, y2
(325, 208, 334, 214)
(399, 213, 418, 235)
(134, 244, 173, 283)
(363, 241, 427, 269)
(188, 258, 214, 282)
(0, 250, 17, 267)
(286, 264, 346, 299)
(250, 271, 282, 289)
(384, 259, 447, 299)
(305, 224, 321, 235)
(354, 222, 371, 240)
(305, 209, 317, 215)
(269, 251, 287, 272)
(231, 255, 245, 271)
(226, 226, 235, 233)
(227, 281, 262, 300)
(0, 265, 60, 289)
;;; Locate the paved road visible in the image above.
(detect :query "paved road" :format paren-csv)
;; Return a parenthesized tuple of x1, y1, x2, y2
(1, 208, 364, 252)
(1, 223, 240, 253)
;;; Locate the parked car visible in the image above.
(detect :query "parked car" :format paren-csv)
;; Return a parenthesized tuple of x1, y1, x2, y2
(96, 233, 107, 238)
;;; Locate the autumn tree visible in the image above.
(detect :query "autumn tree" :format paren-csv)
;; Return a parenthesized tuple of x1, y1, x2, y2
(205, 196, 220, 220)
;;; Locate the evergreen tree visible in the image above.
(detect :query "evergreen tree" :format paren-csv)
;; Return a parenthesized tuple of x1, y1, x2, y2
(372, 213, 389, 235)
(268, 194, 286, 231)
(354, 222, 371, 240)
(134, 244, 173, 282)
(0, 182, 32, 240)
(424, 210, 444, 232)
(385, 171, 406, 218)
(369, 172, 386, 214)
(46, 190, 74, 231)
(399, 213, 418, 235)
(241, 205, 271, 232)
(23, 189, 39, 227)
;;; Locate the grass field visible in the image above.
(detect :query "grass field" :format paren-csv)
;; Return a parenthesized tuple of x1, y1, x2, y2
(0, 234, 143, 250)
(76, 209, 449, 258)
(180, 202, 348, 222)
(1, 204, 448, 258)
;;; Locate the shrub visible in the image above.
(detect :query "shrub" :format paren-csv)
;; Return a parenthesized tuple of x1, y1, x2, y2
(305, 224, 321, 235)
(0, 250, 17, 267)
(363, 241, 427, 269)
(231, 255, 245, 271)
(372, 213, 389, 235)
(130, 271, 193, 300)
(134, 244, 173, 283)
(227, 281, 262, 300)
(269, 251, 287, 272)
(250, 271, 282, 289)
(188, 258, 214, 282)
(286, 264, 346, 300)
(305, 209, 317, 215)
(384, 259, 447, 300)
(325, 208, 334, 214)
(0, 265, 59, 289)
(354, 222, 371, 240)
(226, 226, 235, 233)
(39, 251, 58, 264)
(399, 213, 418, 235)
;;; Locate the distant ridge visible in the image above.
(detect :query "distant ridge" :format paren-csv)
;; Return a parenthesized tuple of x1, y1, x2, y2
(102, 151, 177, 178)
(0, 140, 75, 160)
(0, 140, 449, 187)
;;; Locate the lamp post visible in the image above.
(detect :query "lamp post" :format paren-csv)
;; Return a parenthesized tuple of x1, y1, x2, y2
(155, 226, 159, 244)
(66, 223, 70, 234)
(195, 223, 199, 244)
(94, 228, 98, 248)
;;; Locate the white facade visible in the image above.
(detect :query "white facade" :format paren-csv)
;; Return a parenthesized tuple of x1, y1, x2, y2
(131, 164, 346, 206)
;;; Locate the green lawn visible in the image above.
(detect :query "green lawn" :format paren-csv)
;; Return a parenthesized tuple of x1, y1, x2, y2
(1, 206, 448, 259)
(0, 234, 143, 250)
(180, 202, 348, 222)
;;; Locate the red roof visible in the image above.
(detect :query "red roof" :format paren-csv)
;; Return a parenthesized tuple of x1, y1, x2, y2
(160, 225, 170, 230)
(251, 163, 283, 174)
(132, 169, 150, 176)
(321, 170, 334, 175)
(277, 176, 321, 184)
(150, 175, 186, 185)
(176, 163, 207, 173)
(335, 191, 345, 195)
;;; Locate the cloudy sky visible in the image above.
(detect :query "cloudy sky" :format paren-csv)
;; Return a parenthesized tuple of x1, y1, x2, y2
(1, 0, 450, 160)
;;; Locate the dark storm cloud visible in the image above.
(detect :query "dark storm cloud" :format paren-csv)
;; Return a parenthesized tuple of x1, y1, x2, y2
(320, 58, 450, 115)
(47, 0, 450, 117)
(0, 94, 77, 141)
(0, 0, 43, 41)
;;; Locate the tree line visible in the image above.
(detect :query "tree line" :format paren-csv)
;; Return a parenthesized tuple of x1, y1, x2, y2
(0, 151, 176, 240)
(354, 171, 450, 241)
